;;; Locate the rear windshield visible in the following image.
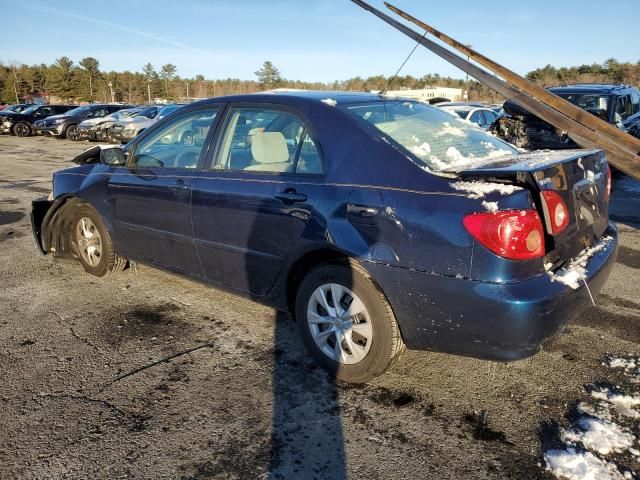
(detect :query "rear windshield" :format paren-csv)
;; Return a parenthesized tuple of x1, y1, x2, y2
(344, 101, 516, 171)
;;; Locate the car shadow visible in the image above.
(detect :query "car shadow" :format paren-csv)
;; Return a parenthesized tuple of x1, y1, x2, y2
(243, 191, 359, 479)
(609, 170, 640, 229)
(268, 310, 347, 479)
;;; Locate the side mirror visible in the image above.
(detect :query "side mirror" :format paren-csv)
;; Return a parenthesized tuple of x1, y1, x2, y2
(100, 147, 127, 166)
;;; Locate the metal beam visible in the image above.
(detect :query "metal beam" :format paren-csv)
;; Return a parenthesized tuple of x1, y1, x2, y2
(350, 0, 640, 179)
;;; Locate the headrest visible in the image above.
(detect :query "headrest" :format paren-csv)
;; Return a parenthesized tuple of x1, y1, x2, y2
(251, 132, 289, 164)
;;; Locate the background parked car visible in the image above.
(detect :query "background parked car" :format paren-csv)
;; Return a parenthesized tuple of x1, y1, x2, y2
(0, 104, 77, 137)
(33, 104, 130, 140)
(77, 107, 142, 142)
(492, 84, 640, 150)
(437, 103, 500, 130)
(109, 104, 186, 143)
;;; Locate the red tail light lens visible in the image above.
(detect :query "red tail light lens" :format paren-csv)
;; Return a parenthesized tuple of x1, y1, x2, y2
(463, 210, 545, 260)
(605, 165, 612, 202)
(541, 191, 569, 235)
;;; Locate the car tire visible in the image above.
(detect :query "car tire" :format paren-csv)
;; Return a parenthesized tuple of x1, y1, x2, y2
(295, 261, 405, 384)
(66, 124, 80, 141)
(13, 122, 32, 137)
(71, 205, 126, 277)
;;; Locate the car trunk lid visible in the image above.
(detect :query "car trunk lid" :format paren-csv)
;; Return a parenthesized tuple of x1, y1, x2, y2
(455, 149, 610, 266)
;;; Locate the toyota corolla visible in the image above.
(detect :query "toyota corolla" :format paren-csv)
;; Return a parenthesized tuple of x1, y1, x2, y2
(31, 92, 618, 383)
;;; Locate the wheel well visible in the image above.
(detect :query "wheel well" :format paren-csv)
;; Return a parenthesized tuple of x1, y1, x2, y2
(285, 248, 351, 312)
(41, 196, 86, 257)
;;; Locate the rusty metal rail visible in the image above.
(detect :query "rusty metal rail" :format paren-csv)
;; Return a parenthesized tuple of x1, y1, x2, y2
(351, 0, 640, 180)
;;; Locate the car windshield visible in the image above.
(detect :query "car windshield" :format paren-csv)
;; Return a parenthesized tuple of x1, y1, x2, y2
(64, 105, 92, 116)
(556, 93, 610, 118)
(453, 109, 470, 118)
(5, 105, 29, 113)
(344, 100, 517, 172)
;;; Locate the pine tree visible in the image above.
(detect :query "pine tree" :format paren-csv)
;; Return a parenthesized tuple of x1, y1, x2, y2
(159, 64, 177, 99)
(255, 61, 282, 89)
(79, 57, 100, 99)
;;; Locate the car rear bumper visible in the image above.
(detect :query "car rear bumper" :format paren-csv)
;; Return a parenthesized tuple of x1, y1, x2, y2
(364, 223, 619, 361)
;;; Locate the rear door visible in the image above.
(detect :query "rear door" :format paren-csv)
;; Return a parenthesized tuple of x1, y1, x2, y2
(191, 104, 325, 296)
(107, 106, 221, 275)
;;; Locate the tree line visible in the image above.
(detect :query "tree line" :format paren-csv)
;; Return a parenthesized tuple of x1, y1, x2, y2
(1, 57, 639, 105)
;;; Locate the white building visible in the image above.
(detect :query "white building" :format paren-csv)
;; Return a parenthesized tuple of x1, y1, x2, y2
(376, 87, 463, 103)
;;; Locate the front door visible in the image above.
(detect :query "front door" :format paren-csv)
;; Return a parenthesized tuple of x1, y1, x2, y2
(108, 106, 220, 276)
(191, 105, 325, 296)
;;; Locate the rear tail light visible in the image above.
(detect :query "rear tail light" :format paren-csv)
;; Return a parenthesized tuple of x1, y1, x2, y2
(463, 210, 545, 260)
(541, 191, 569, 235)
(605, 165, 612, 202)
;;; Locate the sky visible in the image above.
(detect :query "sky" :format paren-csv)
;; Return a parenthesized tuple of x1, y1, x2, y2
(1, 0, 639, 82)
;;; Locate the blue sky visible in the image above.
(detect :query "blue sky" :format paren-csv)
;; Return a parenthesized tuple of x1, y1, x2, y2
(2, 0, 639, 82)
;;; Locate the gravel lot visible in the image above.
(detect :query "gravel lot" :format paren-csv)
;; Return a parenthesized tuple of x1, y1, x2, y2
(1, 135, 639, 479)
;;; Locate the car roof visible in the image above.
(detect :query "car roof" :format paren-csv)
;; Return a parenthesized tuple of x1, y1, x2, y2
(188, 90, 389, 108)
(548, 84, 632, 95)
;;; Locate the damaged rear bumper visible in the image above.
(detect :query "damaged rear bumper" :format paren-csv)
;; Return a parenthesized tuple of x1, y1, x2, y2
(364, 223, 619, 361)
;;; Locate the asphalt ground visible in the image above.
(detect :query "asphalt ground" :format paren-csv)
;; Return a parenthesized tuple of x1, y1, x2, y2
(0, 135, 639, 479)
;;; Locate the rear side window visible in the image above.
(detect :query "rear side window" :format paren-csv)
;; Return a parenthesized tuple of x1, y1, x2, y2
(214, 107, 323, 174)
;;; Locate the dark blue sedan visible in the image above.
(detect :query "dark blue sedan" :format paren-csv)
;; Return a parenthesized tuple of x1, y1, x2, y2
(31, 91, 618, 383)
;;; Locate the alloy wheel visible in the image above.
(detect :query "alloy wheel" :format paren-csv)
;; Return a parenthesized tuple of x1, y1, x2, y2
(307, 283, 373, 365)
(15, 123, 31, 137)
(76, 217, 103, 267)
(67, 125, 80, 141)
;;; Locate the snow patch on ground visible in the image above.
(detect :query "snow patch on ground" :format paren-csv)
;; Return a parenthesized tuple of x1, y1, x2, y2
(451, 180, 523, 199)
(543, 358, 640, 480)
(544, 448, 626, 480)
(561, 417, 635, 455)
(591, 388, 640, 419)
(547, 236, 613, 289)
(321, 98, 337, 107)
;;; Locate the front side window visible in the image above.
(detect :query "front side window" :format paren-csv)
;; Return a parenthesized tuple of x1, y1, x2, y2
(214, 107, 322, 174)
(130, 108, 219, 169)
(37, 107, 53, 116)
(87, 107, 108, 118)
(344, 101, 516, 172)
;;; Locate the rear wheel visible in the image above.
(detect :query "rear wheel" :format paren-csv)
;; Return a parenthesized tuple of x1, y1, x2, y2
(295, 262, 405, 383)
(13, 122, 32, 137)
(66, 124, 80, 141)
(72, 205, 126, 276)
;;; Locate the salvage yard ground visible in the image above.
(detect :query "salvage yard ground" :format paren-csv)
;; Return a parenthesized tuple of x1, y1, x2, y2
(1, 135, 640, 479)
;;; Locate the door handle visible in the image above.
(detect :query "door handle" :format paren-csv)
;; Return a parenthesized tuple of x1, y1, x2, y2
(169, 179, 191, 193)
(347, 204, 380, 218)
(275, 189, 307, 203)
